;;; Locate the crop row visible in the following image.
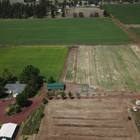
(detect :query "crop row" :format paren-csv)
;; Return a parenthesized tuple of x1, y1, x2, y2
(74, 45, 140, 92)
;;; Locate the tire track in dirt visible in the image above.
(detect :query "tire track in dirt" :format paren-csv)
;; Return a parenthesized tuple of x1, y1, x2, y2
(110, 47, 129, 91)
(86, 46, 89, 84)
(118, 46, 138, 86)
(112, 17, 140, 43)
(102, 46, 115, 90)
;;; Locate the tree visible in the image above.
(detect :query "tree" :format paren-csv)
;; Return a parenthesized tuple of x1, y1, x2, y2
(76, 92, 80, 99)
(61, 9, 65, 17)
(61, 92, 65, 99)
(94, 12, 99, 17)
(79, 12, 84, 18)
(103, 10, 110, 17)
(2, 68, 12, 82)
(18, 65, 40, 83)
(68, 91, 73, 99)
(42, 98, 48, 104)
(16, 93, 28, 107)
(0, 77, 6, 96)
(48, 76, 55, 83)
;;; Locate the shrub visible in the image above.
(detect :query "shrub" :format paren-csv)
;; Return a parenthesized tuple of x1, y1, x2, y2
(7, 104, 21, 115)
(90, 13, 94, 17)
(128, 116, 131, 120)
(61, 92, 65, 99)
(94, 12, 99, 17)
(73, 12, 77, 18)
(79, 12, 84, 18)
(42, 98, 48, 104)
(103, 10, 110, 17)
(46, 92, 50, 99)
(68, 91, 73, 99)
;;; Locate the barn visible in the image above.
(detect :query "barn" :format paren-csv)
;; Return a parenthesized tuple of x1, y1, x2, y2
(47, 82, 65, 91)
(0, 123, 17, 140)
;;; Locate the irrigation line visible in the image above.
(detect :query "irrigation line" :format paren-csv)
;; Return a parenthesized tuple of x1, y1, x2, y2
(86, 46, 89, 85)
(94, 46, 102, 90)
(110, 47, 129, 91)
(102, 46, 115, 90)
(125, 46, 140, 85)
(118, 46, 138, 86)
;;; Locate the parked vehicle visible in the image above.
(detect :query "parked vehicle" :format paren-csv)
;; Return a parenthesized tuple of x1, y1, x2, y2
(5, 98, 12, 101)
(133, 106, 137, 112)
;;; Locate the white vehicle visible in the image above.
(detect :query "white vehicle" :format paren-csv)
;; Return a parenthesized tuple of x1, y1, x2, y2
(76, 4, 79, 7)
(133, 106, 137, 112)
(5, 98, 12, 101)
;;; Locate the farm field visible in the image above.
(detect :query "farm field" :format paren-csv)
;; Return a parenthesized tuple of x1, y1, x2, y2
(35, 99, 138, 140)
(65, 45, 140, 92)
(0, 18, 132, 45)
(103, 4, 140, 24)
(0, 46, 68, 81)
(65, 52, 76, 82)
(130, 28, 140, 38)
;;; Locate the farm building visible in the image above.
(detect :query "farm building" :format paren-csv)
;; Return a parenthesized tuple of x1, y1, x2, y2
(47, 82, 65, 91)
(0, 123, 17, 140)
(4, 84, 26, 97)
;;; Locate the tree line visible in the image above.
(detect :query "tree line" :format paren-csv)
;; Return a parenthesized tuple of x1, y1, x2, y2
(0, 0, 49, 19)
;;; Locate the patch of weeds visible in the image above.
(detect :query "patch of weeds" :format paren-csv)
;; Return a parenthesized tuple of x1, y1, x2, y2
(22, 104, 45, 135)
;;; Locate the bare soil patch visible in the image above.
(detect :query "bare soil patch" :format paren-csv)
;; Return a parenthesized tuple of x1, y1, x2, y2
(35, 99, 139, 140)
(49, 7, 104, 19)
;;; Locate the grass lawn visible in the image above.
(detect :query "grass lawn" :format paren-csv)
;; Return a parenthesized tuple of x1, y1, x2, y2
(0, 18, 132, 45)
(130, 28, 140, 38)
(103, 4, 140, 24)
(0, 46, 68, 81)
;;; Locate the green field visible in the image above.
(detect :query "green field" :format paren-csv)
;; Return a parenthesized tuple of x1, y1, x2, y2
(103, 4, 140, 24)
(0, 46, 68, 81)
(74, 45, 140, 92)
(130, 28, 140, 38)
(0, 18, 132, 45)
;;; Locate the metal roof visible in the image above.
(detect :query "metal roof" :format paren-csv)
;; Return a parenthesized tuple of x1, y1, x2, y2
(47, 82, 64, 90)
(4, 84, 26, 95)
(0, 123, 17, 138)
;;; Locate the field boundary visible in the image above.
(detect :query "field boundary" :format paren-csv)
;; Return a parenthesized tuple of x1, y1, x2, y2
(112, 17, 140, 43)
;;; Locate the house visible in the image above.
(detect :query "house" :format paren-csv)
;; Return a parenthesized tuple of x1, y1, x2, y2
(47, 82, 65, 91)
(4, 84, 26, 97)
(0, 123, 18, 140)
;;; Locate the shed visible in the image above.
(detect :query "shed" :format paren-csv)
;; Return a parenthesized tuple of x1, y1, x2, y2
(0, 123, 17, 140)
(4, 84, 26, 97)
(47, 82, 65, 90)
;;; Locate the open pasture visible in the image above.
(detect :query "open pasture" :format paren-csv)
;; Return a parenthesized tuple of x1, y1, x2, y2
(65, 45, 140, 92)
(0, 46, 68, 81)
(35, 99, 138, 140)
(103, 4, 140, 24)
(0, 18, 132, 45)
(130, 28, 140, 38)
